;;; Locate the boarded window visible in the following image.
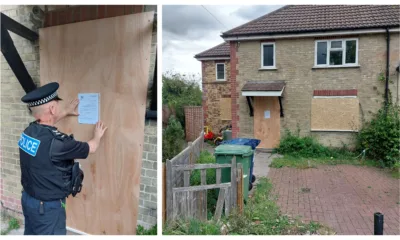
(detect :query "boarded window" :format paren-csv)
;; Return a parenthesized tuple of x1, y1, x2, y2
(220, 98, 231, 120)
(311, 97, 359, 131)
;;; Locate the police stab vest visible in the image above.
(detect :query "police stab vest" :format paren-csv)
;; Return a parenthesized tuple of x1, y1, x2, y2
(19, 122, 73, 201)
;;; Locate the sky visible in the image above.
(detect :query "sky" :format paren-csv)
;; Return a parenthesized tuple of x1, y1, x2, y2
(162, 5, 283, 75)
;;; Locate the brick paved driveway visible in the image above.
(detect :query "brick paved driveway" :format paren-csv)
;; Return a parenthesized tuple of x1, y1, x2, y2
(268, 165, 400, 235)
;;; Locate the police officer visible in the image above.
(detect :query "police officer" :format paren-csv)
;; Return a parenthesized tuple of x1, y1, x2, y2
(18, 82, 107, 235)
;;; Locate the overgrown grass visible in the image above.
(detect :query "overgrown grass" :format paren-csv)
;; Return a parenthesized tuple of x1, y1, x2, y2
(275, 129, 357, 160)
(0, 217, 20, 235)
(163, 178, 334, 235)
(269, 155, 379, 169)
(271, 129, 399, 178)
(136, 225, 157, 235)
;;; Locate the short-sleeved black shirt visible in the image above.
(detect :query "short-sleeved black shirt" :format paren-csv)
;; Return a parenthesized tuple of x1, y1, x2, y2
(51, 137, 90, 161)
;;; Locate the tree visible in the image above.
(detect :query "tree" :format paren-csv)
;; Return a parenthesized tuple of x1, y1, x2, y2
(162, 71, 202, 128)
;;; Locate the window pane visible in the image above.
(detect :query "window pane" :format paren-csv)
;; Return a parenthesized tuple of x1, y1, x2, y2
(331, 41, 342, 48)
(263, 45, 274, 67)
(217, 64, 224, 79)
(317, 42, 327, 65)
(345, 40, 357, 64)
(329, 51, 343, 65)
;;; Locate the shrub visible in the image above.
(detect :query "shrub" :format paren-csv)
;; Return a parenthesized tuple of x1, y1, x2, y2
(162, 117, 185, 162)
(276, 129, 355, 159)
(356, 103, 400, 168)
(162, 72, 202, 128)
(190, 151, 218, 216)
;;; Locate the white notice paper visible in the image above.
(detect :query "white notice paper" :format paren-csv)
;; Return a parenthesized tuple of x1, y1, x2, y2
(264, 110, 271, 119)
(78, 93, 100, 124)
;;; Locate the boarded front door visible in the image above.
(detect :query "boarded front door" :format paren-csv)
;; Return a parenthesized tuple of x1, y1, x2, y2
(253, 97, 280, 149)
(39, 12, 154, 234)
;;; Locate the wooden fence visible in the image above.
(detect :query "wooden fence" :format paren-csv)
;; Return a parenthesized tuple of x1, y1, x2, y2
(166, 157, 243, 221)
(163, 131, 244, 223)
(162, 132, 204, 223)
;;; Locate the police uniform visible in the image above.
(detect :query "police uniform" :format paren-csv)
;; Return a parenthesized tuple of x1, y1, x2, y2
(19, 82, 89, 235)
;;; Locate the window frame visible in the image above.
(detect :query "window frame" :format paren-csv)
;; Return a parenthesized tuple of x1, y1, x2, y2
(314, 38, 359, 67)
(215, 63, 226, 81)
(260, 42, 276, 69)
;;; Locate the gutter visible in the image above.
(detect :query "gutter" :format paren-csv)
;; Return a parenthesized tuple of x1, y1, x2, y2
(222, 27, 400, 41)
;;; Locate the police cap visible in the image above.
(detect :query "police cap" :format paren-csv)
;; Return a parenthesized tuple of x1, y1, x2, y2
(21, 82, 62, 107)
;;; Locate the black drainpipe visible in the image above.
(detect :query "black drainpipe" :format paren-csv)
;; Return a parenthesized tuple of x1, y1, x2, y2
(384, 28, 390, 112)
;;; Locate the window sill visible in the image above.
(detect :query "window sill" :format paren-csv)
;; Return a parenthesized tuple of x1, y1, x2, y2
(259, 67, 277, 71)
(312, 65, 360, 69)
(203, 80, 228, 84)
(311, 129, 359, 133)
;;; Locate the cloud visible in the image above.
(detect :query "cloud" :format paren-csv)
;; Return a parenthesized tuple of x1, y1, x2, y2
(233, 5, 282, 21)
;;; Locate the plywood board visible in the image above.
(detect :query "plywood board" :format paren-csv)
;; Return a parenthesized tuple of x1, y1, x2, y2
(39, 12, 154, 234)
(220, 98, 232, 120)
(253, 97, 280, 149)
(311, 98, 359, 131)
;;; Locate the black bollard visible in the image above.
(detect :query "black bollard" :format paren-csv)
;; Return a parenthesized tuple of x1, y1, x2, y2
(374, 212, 384, 235)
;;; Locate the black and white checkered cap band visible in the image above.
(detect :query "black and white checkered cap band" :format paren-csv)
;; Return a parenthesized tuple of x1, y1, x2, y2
(28, 92, 58, 107)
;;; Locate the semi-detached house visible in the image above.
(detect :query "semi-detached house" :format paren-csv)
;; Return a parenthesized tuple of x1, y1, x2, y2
(195, 5, 400, 149)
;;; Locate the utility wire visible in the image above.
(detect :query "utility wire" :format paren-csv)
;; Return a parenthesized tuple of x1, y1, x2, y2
(201, 5, 228, 31)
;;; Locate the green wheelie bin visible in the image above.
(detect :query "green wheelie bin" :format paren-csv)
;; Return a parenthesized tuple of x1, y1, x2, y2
(214, 144, 253, 200)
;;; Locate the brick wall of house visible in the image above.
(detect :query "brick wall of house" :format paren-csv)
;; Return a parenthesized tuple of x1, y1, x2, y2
(234, 33, 400, 147)
(184, 106, 203, 142)
(0, 5, 158, 228)
(201, 60, 231, 133)
(1, 5, 41, 218)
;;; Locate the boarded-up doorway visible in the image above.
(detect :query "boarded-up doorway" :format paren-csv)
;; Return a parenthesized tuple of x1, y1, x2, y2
(253, 97, 280, 149)
(39, 12, 154, 234)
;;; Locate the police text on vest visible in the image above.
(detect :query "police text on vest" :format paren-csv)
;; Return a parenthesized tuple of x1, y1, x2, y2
(19, 133, 41, 157)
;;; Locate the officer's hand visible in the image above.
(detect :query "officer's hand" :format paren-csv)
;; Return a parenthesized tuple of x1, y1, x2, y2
(66, 99, 79, 116)
(94, 121, 107, 139)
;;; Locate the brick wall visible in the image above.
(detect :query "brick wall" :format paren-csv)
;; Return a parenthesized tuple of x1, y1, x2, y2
(0, 5, 158, 228)
(1, 5, 41, 217)
(138, 4, 158, 229)
(234, 33, 400, 147)
(184, 106, 203, 142)
(201, 60, 231, 133)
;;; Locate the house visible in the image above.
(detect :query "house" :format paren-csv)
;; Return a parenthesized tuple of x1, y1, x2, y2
(195, 5, 400, 149)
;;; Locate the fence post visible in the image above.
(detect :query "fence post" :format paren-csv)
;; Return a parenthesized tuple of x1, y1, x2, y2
(162, 163, 166, 223)
(188, 142, 193, 164)
(236, 163, 244, 214)
(230, 156, 237, 209)
(374, 212, 384, 235)
(200, 131, 204, 150)
(166, 159, 173, 221)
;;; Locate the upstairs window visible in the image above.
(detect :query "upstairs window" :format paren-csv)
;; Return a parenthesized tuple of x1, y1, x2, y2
(315, 39, 358, 67)
(261, 42, 275, 69)
(216, 63, 225, 81)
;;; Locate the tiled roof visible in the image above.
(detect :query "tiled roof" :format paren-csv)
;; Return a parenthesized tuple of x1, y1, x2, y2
(222, 5, 400, 37)
(194, 42, 230, 59)
(242, 81, 285, 91)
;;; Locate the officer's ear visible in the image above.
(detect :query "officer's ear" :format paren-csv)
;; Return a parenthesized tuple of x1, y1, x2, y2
(49, 101, 57, 115)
